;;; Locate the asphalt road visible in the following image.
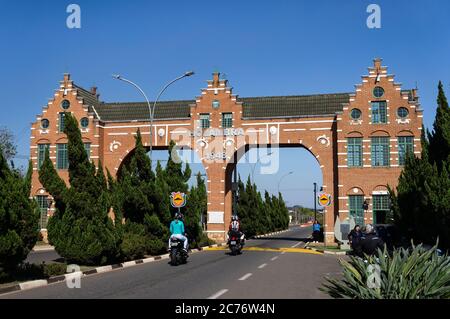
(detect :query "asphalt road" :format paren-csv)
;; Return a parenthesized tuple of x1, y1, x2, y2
(2, 226, 342, 299)
(25, 250, 61, 264)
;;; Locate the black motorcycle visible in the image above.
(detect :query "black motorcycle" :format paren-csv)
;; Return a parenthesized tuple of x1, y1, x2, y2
(169, 237, 188, 266)
(228, 231, 243, 256)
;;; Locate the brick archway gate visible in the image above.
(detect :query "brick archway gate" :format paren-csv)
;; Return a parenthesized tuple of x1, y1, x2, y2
(30, 59, 423, 245)
(99, 73, 340, 244)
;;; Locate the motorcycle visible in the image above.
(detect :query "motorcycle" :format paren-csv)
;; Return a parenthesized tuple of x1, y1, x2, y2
(169, 237, 188, 266)
(228, 231, 243, 256)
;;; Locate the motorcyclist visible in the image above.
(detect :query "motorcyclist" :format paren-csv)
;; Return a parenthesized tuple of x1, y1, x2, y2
(228, 215, 245, 245)
(169, 212, 188, 252)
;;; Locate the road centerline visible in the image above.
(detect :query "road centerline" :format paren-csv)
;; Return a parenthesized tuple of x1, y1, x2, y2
(207, 289, 229, 299)
(271, 256, 278, 261)
(258, 263, 267, 269)
(238, 273, 253, 281)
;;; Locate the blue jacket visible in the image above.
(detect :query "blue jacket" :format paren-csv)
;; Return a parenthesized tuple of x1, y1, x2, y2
(313, 223, 321, 232)
(170, 220, 185, 235)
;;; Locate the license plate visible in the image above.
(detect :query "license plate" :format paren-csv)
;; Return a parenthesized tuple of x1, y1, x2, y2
(230, 241, 236, 245)
(171, 243, 178, 247)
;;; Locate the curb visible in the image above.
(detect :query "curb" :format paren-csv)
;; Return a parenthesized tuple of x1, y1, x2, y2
(32, 246, 55, 252)
(305, 246, 347, 256)
(0, 243, 227, 296)
(253, 228, 290, 239)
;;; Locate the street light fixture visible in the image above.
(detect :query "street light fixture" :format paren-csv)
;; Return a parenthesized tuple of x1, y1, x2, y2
(277, 171, 293, 194)
(112, 71, 194, 159)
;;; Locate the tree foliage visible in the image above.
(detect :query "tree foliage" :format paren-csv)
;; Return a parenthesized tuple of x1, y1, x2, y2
(0, 149, 39, 280)
(235, 176, 289, 238)
(39, 113, 118, 265)
(391, 82, 450, 249)
(0, 126, 17, 162)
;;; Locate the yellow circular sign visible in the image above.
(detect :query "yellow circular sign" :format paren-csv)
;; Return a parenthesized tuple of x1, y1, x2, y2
(171, 192, 186, 208)
(318, 194, 331, 206)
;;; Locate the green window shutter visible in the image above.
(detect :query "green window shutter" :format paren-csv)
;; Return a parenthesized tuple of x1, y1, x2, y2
(58, 113, 66, 133)
(371, 137, 390, 167)
(200, 114, 210, 129)
(347, 138, 362, 167)
(222, 113, 233, 128)
(371, 101, 387, 124)
(84, 143, 91, 161)
(349, 195, 365, 226)
(37, 144, 50, 169)
(35, 195, 48, 229)
(373, 195, 390, 211)
(56, 144, 68, 169)
(398, 136, 414, 166)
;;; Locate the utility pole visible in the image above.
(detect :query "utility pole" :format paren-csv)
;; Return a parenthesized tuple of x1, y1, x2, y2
(313, 182, 317, 222)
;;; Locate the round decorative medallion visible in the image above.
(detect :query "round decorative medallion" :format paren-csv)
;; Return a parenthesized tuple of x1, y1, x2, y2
(212, 100, 220, 109)
(269, 126, 277, 135)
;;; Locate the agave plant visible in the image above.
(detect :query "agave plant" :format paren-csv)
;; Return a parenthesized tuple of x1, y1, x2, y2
(322, 243, 450, 299)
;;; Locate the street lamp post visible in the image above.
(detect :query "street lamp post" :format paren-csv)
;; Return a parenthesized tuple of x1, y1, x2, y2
(313, 182, 317, 222)
(250, 151, 273, 183)
(113, 71, 194, 159)
(277, 171, 293, 194)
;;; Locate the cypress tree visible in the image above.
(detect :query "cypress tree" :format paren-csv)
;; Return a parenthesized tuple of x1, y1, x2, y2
(185, 173, 207, 248)
(429, 81, 450, 169)
(0, 147, 39, 280)
(40, 114, 119, 265)
(392, 82, 450, 249)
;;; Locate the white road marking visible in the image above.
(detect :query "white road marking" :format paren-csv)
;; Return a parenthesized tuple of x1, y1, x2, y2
(239, 273, 253, 281)
(208, 289, 229, 299)
(271, 256, 278, 261)
(258, 263, 267, 269)
(291, 242, 302, 248)
(281, 251, 286, 255)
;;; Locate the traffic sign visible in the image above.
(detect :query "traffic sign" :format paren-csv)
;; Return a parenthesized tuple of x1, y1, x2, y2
(318, 193, 331, 207)
(171, 192, 187, 208)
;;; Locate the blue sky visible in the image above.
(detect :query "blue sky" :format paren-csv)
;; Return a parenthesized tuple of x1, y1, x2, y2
(1, 0, 449, 208)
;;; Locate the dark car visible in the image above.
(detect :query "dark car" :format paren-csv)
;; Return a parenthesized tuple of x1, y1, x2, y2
(373, 224, 400, 250)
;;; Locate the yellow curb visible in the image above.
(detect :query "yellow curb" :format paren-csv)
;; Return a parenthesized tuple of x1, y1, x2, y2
(203, 246, 323, 255)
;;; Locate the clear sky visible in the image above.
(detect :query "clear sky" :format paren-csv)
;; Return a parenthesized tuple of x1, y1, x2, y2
(1, 0, 449, 208)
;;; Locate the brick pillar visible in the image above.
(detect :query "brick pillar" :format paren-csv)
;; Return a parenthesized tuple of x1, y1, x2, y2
(323, 169, 337, 246)
(205, 162, 231, 242)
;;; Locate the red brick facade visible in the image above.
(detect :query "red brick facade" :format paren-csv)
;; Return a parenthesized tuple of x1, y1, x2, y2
(30, 58, 423, 244)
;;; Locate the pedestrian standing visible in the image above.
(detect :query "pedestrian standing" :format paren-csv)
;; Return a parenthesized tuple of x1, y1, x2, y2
(312, 220, 321, 243)
(348, 225, 362, 255)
